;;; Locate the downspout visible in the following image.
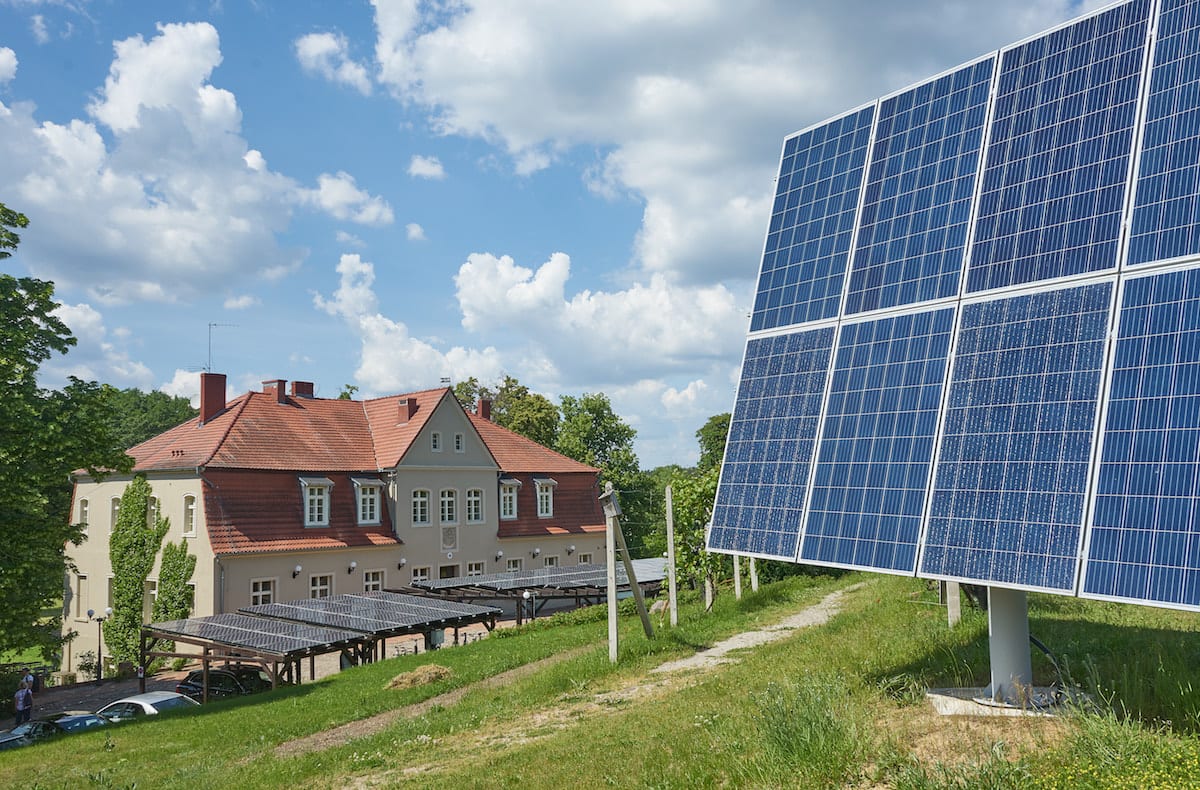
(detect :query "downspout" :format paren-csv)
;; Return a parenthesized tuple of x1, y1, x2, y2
(215, 556, 225, 614)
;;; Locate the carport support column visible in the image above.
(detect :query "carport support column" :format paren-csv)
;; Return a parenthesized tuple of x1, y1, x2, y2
(987, 586, 1032, 706)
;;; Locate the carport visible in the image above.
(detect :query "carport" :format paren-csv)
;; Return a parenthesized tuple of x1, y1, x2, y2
(139, 591, 501, 700)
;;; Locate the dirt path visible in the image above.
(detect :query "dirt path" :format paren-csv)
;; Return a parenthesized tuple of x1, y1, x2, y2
(273, 583, 862, 761)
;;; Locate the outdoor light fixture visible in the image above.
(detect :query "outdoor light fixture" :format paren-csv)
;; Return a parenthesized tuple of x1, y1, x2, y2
(292, 564, 303, 578)
(567, 545, 576, 555)
(495, 550, 504, 561)
(348, 560, 358, 574)
(397, 557, 408, 569)
(531, 547, 541, 558)
(85, 607, 112, 683)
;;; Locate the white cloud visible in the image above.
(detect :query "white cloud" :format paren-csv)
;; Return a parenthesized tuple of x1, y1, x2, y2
(294, 31, 372, 96)
(336, 230, 365, 247)
(43, 301, 155, 388)
(407, 154, 444, 179)
(243, 149, 266, 171)
(405, 222, 425, 241)
(223, 294, 260, 310)
(160, 368, 204, 407)
(299, 171, 394, 226)
(31, 15, 49, 44)
(371, 0, 1085, 285)
(0, 47, 16, 84)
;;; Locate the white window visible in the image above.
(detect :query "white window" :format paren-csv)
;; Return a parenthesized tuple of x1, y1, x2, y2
(147, 496, 160, 526)
(578, 553, 593, 565)
(182, 495, 196, 537)
(78, 499, 89, 535)
(310, 574, 333, 599)
(466, 489, 484, 523)
(411, 566, 431, 584)
(74, 574, 88, 620)
(467, 561, 485, 577)
(506, 557, 523, 573)
(363, 569, 384, 592)
(412, 490, 431, 525)
(251, 578, 275, 606)
(454, 432, 464, 453)
(440, 489, 457, 523)
(441, 526, 458, 551)
(353, 478, 381, 525)
(110, 497, 120, 532)
(143, 580, 157, 623)
(536, 478, 557, 518)
(431, 431, 442, 452)
(500, 483, 519, 520)
(299, 477, 333, 527)
(544, 555, 559, 568)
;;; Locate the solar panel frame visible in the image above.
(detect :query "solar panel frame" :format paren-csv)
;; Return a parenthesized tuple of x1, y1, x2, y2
(149, 613, 364, 658)
(239, 591, 501, 634)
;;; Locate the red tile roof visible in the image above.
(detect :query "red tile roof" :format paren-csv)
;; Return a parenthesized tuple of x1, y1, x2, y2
(468, 414, 599, 474)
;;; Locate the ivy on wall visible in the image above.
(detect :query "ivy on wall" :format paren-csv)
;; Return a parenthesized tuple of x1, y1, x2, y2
(104, 475, 168, 664)
(151, 539, 197, 658)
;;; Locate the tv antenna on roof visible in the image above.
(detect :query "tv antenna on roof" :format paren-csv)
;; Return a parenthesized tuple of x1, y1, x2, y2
(207, 323, 238, 372)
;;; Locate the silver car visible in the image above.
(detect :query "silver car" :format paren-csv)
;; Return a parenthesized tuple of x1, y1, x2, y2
(96, 691, 200, 722)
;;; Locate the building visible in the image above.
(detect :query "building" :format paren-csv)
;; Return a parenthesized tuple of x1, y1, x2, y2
(64, 374, 606, 665)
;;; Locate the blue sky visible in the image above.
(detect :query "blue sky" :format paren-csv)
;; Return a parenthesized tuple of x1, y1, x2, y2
(0, 0, 1099, 468)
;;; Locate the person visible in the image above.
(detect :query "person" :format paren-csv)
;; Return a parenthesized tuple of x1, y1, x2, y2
(21, 667, 34, 691)
(13, 681, 32, 726)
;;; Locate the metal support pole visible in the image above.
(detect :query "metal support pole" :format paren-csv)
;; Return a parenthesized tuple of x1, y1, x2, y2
(665, 485, 679, 627)
(605, 501, 619, 663)
(749, 557, 759, 592)
(986, 586, 1032, 705)
(733, 554, 742, 600)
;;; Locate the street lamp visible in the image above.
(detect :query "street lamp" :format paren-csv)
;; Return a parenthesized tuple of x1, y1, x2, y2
(86, 607, 112, 683)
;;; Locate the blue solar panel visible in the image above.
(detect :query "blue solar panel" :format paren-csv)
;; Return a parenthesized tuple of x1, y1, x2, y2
(800, 308, 955, 573)
(845, 60, 993, 314)
(708, 327, 834, 558)
(1128, 0, 1200, 266)
(750, 107, 874, 332)
(1084, 269, 1200, 607)
(919, 282, 1112, 590)
(967, 1, 1150, 292)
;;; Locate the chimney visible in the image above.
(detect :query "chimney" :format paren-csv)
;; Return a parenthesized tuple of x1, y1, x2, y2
(478, 398, 493, 421)
(291, 381, 314, 399)
(398, 397, 418, 423)
(262, 379, 287, 404)
(199, 372, 227, 425)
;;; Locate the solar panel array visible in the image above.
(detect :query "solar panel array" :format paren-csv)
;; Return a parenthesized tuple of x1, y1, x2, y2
(240, 592, 500, 634)
(150, 613, 363, 658)
(711, 0, 1200, 611)
(412, 561, 667, 593)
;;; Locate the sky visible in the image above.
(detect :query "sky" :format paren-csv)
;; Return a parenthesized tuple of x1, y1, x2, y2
(0, 0, 1104, 469)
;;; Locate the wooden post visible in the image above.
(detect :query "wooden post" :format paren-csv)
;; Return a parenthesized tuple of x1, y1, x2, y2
(947, 581, 961, 627)
(733, 554, 743, 600)
(749, 557, 759, 592)
(665, 485, 679, 627)
(605, 495, 619, 663)
(612, 507, 654, 639)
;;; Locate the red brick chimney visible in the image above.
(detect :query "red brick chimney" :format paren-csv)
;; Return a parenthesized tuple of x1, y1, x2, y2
(262, 379, 287, 404)
(199, 372, 226, 425)
(478, 398, 493, 421)
(398, 397, 417, 423)
(291, 381, 314, 399)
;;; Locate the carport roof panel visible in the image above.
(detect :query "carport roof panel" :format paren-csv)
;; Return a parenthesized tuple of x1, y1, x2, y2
(239, 591, 501, 632)
(414, 560, 667, 592)
(148, 613, 363, 658)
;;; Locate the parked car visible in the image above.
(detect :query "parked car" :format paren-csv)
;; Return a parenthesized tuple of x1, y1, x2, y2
(96, 691, 199, 722)
(175, 666, 274, 701)
(0, 714, 107, 750)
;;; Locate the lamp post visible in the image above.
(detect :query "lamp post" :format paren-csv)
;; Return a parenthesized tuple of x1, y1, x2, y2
(86, 607, 112, 683)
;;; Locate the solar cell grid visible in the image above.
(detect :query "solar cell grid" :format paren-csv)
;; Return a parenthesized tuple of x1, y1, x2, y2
(846, 60, 993, 314)
(151, 613, 362, 656)
(709, 327, 834, 558)
(1128, 0, 1200, 266)
(1084, 268, 1200, 607)
(920, 282, 1112, 590)
(751, 107, 874, 332)
(967, 0, 1150, 292)
(801, 308, 955, 573)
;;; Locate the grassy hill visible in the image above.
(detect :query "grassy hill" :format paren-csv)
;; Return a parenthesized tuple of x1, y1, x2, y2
(7, 573, 1200, 788)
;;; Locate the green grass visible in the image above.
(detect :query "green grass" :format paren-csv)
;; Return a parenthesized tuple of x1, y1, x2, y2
(6, 574, 1200, 788)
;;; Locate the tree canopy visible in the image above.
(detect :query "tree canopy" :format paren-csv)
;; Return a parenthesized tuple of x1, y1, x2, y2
(695, 413, 731, 472)
(103, 386, 198, 450)
(455, 375, 561, 447)
(0, 202, 132, 658)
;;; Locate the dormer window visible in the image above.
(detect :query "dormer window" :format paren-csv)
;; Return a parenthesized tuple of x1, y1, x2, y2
(352, 478, 382, 525)
(500, 477, 521, 520)
(431, 432, 442, 452)
(535, 477, 557, 518)
(299, 477, 333, 527)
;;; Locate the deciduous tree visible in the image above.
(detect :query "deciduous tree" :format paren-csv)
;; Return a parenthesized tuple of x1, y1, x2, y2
(103, 386, 198, 450)
(695, 413, 731, 472)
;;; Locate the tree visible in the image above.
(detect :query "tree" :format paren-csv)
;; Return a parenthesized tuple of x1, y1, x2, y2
(696, 413, 731, 472)
(338, 384, 358, 400)
(455, 375, 561, 447)
(105, 475, 169, 665)
(151, 538, 197, 663)
(0, 202, 132, 659)
(669, 465, 723, 599)
(103, 386, 198, 449)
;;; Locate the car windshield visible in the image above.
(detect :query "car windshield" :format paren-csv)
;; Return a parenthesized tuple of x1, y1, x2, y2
(6, 724, 34, 736)
(58, 716, 105, 732)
